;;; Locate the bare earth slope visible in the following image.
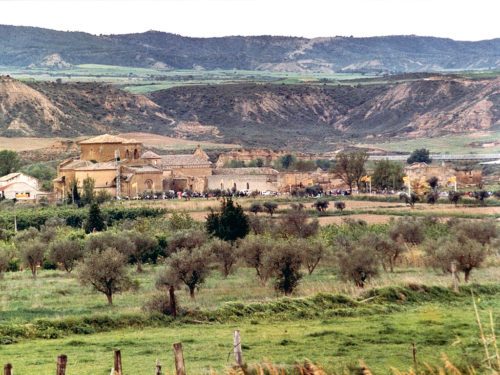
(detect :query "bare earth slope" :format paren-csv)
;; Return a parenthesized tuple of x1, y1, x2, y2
(1, 75, 499, 150)
(0, 76, 174, 137)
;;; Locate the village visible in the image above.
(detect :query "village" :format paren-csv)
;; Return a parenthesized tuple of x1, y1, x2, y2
(0, 133, 495, 203)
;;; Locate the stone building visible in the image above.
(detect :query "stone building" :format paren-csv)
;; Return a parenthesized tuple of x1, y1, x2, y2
(207, 168, 279, 192)
(79, 134, 142, 162)
(404, 162, 483, 188)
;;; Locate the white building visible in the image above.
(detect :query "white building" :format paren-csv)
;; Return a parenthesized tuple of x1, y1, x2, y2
(0, 173, 40, 190)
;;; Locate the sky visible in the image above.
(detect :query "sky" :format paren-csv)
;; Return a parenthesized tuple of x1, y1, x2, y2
(0, 0, 498, 41)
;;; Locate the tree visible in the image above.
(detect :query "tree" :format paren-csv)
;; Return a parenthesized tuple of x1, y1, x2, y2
(400, 192, 419, 208)
(85, 231, 135, 255)
(0, 150, 21, 176)
(78, 247, 131, 305)
(19, 240, 45, 280)
(249, 203, 263, 215)
(163, 246, 212, 299)
(389, 216, 425, 245)
(68, 179, 81, 206)
(427, 191, 439, 205)
(448, 219, 498, 246)
(84, 202, 105, 233)
(275, 154, 297, 170)
(372, 159, 405, 190)
(239, 236, 273, 285)
(334, 201, 346, 212)
(49, 238, 83, 273)
(332, 150, 368, 191)
(263, 240, 303, 296)
(206, 198, 249, 242)
(81, 177, 95, 206)
(278, 205, 319, 238)
(448, 191, 463, 207)
(427, 176, 439, 190)
(263, 202, 278, 216)
(472, 191, 490, 206)
(424, 235, 487, 282)
(300, 238, 326, 275)
(154, 268, 180, 318)
(312, 200, 329, 213)
(168, 228, 208, 254)
(363, 234, 405, 273)
(126, 231, 159, 272)
(407, 148, 432, 164)
(207, 239, 236, 278)
(335, 236, 379, 287)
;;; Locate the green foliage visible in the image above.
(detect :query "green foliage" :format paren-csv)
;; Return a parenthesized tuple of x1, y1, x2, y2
(407, 148, 431, 164)
(372, 159, 405, 190)
(126, 231, 159, 272)
(206, 198, 249, 242)
(81, 177, 96, 206)
(206, 239, 236, 278)
(224, 160, 246, 168)
(274, 154, 297, 171)
(21, 162, 57, 189)
(262, 202, 278, 216)
(249, 203, 263, 215)
(263, 240, 304, 296)
(335, 236, 379, 287)
(0, 150, 21, 176)
(95, 190, 113, 204)
(312, 200, 329, 212)
(168, 211, 195, 231)
(49, 238, 83, 273)
(83, 202, 105, 234)
(321, 219, 389, 247)
(315, 158, 333, 171)
(238, 235, 273, 284)
(78, 247, 131, 305)
(332, 150, 368, 190)
(167, 228, 208, 254)
(389, 216, 425, 245)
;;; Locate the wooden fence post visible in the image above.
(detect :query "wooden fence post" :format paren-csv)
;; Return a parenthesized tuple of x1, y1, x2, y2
(114, 350, 123, 375)
(173, 342, 186, 375)
(3, 364, 12, 375)
(155, 359, 162, 375)
(451, 261, 459, 292)
(57, 354, 67, 375)
(233, 330, 243, 366)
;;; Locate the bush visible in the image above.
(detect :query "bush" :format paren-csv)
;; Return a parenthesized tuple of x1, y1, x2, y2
(312, 200, 329, 213)
(206, 198, 249, 242)
(335, 236, 379, 287)
(263, 202, 278, 216)
(389, 217, 424, 245)
(238, 235, 273, 284)
(334, 201, 346, 212)
(49, 238, 84, 273)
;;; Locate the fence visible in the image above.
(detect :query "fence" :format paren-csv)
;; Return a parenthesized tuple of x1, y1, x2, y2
(2, 330, 244, 375)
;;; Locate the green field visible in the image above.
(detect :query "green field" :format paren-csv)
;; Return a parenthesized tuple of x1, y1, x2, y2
(0, 263, 499, 374)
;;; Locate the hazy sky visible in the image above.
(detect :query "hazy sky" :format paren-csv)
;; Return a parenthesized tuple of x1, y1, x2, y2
(0, 0, 498, 40)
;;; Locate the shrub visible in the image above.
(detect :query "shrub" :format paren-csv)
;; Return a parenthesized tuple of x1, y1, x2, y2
(168, 211, 195, 231)
(334, 201, 346, 212)
(335, 236, 379, 287)
(312, 200, 329, 212)
(363, 234, 404, 273)
(262, 202, 278, 216)
(168, 228, 208, 254)
(83, 202, 105, 234)
(278, 205, 319, 238)
(300, 238, 326, 275)
(448, 191, 464, 207)
(389, 216, 424, 245)
(249, 203, 263, 215)
(126, 231, 159, 272)
(19, 240, 45, 280)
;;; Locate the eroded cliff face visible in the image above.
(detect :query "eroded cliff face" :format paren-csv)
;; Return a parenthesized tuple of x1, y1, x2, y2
(0, 76, 174, 137)
(1, 75, 499, 150)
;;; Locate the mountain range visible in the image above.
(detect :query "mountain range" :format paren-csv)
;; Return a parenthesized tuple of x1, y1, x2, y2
(1, 25, 500, 73)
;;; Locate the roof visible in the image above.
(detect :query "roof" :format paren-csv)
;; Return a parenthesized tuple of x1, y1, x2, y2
(141, 151, 161, 159)
(74, 161, 117, 171)
(59, 160, 94, 170)
(162, 154, 212, 167)
(0, 182, 42, 193)
(213, 167, 278, 176)
(0, 172, 21, 182)
(79, 134, 139, 145)
(123, 165, 162, 174)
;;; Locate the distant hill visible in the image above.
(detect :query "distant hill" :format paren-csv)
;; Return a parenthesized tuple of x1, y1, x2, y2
(0, 25, 500, 73)
(1, 75, 499, 151)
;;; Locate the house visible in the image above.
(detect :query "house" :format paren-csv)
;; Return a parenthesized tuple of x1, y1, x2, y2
(0, 172, 40, 190)
(207, 168, 279, 192)
(0, 181, 44, 201)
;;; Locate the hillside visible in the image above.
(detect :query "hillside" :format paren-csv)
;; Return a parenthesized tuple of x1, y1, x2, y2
(0, 76, 174, 137)
(148, 77, 500, 147)
(1, 75, 499, 150)
(1, 25, 500, 73)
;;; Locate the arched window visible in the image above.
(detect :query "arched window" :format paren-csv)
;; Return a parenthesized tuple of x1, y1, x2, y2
(145, 179, 153, 190)
(134, 149, 139, 159)
(125, 150, 130, 159)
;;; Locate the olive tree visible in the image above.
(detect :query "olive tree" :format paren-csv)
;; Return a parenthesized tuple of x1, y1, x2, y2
(49, 238, 84, 273)
(238, 235, 273, 285)
(126, 231, 159, 272)
(335, 236, 379, 288)
(263, 202, 278, 216)
(167, 228, 208, 254)
(278, 205, 319, 239)
(163, 246, 212, 299)
(263, 240, 304, 296)
(208, 239, 236, 278)
(78, 247, 130, 305)
(362, 234, 404, 273)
